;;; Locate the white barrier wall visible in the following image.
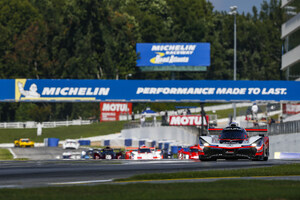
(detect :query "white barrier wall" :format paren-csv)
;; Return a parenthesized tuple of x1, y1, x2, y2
(121, 126, 198, 146)
(269, 132, 300, 159)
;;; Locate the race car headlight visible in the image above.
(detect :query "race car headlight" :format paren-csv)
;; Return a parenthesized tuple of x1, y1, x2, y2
(251, 139, 263, 148)
(204, 143, 209, 147)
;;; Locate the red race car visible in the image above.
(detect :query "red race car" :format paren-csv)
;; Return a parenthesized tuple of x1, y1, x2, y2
(177, 145, 202, 160)
(125, 146, 163, 160)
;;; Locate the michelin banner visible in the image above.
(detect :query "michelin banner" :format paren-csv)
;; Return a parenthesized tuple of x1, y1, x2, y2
(136, 43, 210, 66)
(0, 79, 299, 102)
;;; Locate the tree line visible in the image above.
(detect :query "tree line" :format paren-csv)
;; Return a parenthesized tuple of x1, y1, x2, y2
(0, 0, 285, 122)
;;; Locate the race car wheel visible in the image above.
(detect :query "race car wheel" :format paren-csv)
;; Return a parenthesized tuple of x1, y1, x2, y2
(263, 148, 269, 161)
(94, 154, 100, 159)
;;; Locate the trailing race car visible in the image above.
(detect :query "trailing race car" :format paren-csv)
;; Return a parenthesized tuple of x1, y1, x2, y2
(62, 151, 81, 160)
(125, 146, 163, 160)
(62, 139, 80, 149)
(14, 138, 34, 148)
(81, 147, 123, 159)
(177, 145, 202, 160)
(199, 122, 269, 161)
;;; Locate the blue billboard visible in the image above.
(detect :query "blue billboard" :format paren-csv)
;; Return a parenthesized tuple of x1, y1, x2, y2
(136, 43, 210, 67)
(0, 79, 299, 102)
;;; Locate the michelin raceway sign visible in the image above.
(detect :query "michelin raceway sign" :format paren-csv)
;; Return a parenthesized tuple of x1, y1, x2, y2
(136, 43, 210, 66)
(0, 79, 299, 102)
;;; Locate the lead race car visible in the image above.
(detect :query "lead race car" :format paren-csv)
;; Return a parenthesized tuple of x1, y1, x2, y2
(199, 122, 269, 161)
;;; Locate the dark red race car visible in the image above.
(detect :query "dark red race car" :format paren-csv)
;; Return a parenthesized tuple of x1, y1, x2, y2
(82, 147, 124, 159)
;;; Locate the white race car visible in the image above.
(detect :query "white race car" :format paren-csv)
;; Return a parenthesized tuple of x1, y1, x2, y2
(199, 122, 269, 161)
(125, 146, 163, 160)
(62, 139, 80, 149)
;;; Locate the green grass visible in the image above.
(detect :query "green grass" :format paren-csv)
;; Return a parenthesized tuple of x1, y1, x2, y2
(0, 148, 13, 160)
(117, 163, 300, 181)
(0, 180, 300, 200)
(0, 121, 127, 143)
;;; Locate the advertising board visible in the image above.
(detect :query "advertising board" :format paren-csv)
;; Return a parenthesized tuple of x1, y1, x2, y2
(136, 43, 210, 67)
(283, 103, 300, 115)
(169, 115, 209, 126)
(0, 79, 299, 102)
(100, 102, 132, 122)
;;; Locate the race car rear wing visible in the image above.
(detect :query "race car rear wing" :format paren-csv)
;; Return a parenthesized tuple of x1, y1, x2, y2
(207, 128, 267, 132)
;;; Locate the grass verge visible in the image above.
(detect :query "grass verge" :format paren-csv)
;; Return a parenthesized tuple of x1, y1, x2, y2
(0, 180, 300, 200)
(0, 148, 13, 160)
(0, 121, 127, 143)
(116, 163, 300, 181)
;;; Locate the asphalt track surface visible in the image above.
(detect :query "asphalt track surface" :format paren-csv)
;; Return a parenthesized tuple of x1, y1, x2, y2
(1, 156, 300, 188)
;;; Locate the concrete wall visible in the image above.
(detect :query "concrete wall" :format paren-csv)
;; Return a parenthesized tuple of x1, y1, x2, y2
(121, 126, 198, 146)
(122, 127, 300, 159)
(269, 132, 300, 159)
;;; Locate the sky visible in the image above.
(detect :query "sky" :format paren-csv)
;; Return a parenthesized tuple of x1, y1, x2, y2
(207, 0, 270, 14)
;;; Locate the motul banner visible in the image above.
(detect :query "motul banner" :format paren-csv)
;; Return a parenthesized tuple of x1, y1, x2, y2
(100, 102, 132, 122)
(169, 115, 209, 126)
(283, 103, 300, 115)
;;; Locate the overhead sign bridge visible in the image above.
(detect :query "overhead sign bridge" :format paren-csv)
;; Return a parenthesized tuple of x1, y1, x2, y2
(0, 79, 299, 102)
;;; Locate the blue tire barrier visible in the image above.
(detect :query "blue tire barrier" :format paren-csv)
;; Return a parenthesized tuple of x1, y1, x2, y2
(151, 141, 156, 147)
(78, 140, 91, 146)
(125, 139, 132, 147)
(48, 138, 59, 147)
(139, 140, 145, 147)
(171, 146, 179, 154)
(104, 140, 110, 146)
(164, 143, 170, 151)
(158, 143, 163, 149)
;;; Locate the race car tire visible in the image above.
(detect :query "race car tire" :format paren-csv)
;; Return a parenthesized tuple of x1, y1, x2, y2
(94, 154, 100, 159)
(263, 148, 269, 161)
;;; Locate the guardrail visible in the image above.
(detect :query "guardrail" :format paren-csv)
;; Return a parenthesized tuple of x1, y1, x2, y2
(0, 120, 92, 129)
(268, 120, 300, 135)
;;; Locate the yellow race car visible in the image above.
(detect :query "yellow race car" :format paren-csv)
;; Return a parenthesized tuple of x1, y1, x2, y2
(14, 138, 35, 147)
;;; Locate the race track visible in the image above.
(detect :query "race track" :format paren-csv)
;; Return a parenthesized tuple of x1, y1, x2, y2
(1, 152, 299, 189)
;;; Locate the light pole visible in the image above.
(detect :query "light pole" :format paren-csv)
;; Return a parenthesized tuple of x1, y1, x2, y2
(125, 73, 132, 80)
(229, 6, 237, 121)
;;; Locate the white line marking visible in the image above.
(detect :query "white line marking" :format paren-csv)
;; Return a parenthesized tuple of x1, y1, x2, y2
(0, 185, 19, 189)
(50, 179, 113, 185)
(8, 148, 17, 159)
